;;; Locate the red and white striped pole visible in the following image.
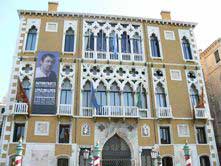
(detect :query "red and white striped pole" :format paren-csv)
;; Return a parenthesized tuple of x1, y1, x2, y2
(93, 142, 101, 166)
(183, 142, 191, 166)
(15, 138, 23, 166)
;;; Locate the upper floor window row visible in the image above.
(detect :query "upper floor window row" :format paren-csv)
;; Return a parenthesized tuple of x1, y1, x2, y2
(83, 20, 144, 62)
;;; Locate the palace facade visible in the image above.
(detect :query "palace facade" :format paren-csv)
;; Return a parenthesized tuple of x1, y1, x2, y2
(0, 2, 219, 166)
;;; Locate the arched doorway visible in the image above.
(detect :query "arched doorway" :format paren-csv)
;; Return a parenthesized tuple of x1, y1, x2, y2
(102, 134, 131, 166)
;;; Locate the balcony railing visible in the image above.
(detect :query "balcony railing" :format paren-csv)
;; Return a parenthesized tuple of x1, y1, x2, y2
(84, 51, 143, 62)
(156, 106, 173, 118)
(194, 107, 208, 119)
(13, 103, 28, 115)
(57, 104, 72, 116)
(82, 106, 150, 118)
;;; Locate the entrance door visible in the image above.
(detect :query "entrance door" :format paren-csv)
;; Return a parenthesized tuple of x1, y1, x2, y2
(102, 134, 131, 166)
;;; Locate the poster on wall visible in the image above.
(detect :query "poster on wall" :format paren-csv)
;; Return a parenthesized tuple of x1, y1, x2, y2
(32, 51, 59, 114)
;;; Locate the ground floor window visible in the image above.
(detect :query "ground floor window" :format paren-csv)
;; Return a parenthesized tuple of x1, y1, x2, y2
(162, 156, 173, 166)
(141, 149, 152, 166)
(13, 123, 25, 142)
(200, 156, 210, 166)
(159, 126, 171, 144)
(196, 126, 207, 144)
(57, 158, 69, 166)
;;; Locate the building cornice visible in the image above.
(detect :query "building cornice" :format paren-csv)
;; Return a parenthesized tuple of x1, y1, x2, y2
(17, 9, 197, 28)
(200, 38, 221, 58)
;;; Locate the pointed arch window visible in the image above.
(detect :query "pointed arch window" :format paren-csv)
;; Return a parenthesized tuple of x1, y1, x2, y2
(155, 83, 167, 107)
(22, 77, 31, 100)
(60, 79, 72, 104)
(64, 27, 75, 52)
(136, 86, 147, 109)
(133, 33, 142, 54)
(150, 33, 160, 57)
(97, 30, 106, 51)
(110, 83, 121, 106)
(95, 82, 107, 106)
(121, 32, 131, 53)
(85, 30, 94, 51)
(182, 36, 193, 60)
(123, 83, 134, 106)
(25, 26, 37, 51)
(82, 82, 92, 107)
(109, 31, 119, 52)
(190, 84, 199, 107)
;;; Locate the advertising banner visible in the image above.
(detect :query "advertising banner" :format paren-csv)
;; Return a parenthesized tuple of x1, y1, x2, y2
(32, 51, 59, 114)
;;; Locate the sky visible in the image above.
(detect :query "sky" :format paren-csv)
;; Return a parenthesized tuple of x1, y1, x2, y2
(0, 0, 221, 101)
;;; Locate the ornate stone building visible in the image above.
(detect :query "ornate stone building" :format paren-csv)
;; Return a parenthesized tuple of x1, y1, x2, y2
(200, 38, 221, 162)
(0, 2, 219, 166)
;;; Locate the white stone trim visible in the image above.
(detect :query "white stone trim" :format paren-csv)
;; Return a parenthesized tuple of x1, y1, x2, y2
(10, 120, 28, 143)
(177, 124, 190, 137)
(45, 22, 58, 32)
(178, 29, 195, 62)
(34, 121, 50, 136)
(62, 20, 78, 54)
(147, 26, 163, 59)
(56, 121, 72, 144)
(23, 18, 41, 52)
(81, 123, 91, 136)
(170, 69, 182, 81)
(164, 30, 175, 40)
(158, 124, 173, 145)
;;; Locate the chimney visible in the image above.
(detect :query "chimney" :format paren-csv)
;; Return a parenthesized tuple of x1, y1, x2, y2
(48, 1, 59, 12)
(160, 11, 171, 20)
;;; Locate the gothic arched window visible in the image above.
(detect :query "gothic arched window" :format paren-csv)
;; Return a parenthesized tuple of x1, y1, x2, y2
(150, 33, 160, 57)
(133, 32, 142, 54)
(155, 83, 167, 107)
(64, 27, 75, 52)
(82, 81, 91, 107)
(110, 82, 121, 106)
(182, 36, 193, 60)
(97, 30, 106, 51)
(96, 82, 107, 106)
(25, 26, 37, 51)
(121, 32, 131, 53)
(109, 31, 119, 53)
(85, 30, 94, 51)
(190, 84, 199, 107)
(60, 79, 72, 104)
(22, 77, 31, 100)
(123, 83, 134, 106)
(136, 85, 147, 109)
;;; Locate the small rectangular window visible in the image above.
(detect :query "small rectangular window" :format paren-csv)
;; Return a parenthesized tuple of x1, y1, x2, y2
(214, 50, 220, 63)
(13, 123, 25, 142)
(196, 126, 207, 144)
(170, 70, 182, 81)
(58, 124, 70, 143)
(160, 126, 171, 144)
(177, 124, 190, 137)
(45, 22, 58, 32)
(164, 31, 175, 40)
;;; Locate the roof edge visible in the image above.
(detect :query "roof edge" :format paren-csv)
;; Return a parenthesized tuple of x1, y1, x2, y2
(17, 9, 197, 27)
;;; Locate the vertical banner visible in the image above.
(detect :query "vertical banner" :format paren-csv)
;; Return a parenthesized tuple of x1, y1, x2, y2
(32, 51, 59, 114)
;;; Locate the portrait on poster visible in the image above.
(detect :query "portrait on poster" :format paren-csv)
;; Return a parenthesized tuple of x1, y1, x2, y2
(32, 51, 59, 114)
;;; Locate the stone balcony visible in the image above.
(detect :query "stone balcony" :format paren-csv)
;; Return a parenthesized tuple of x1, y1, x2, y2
(194, 107, 208, 119)
(84, 51, 143, 62)
(82, 106, 149, 118)
(156, 106, 173, 119)
(13, 103, 28, 115)
(57, 104, 73, 116)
